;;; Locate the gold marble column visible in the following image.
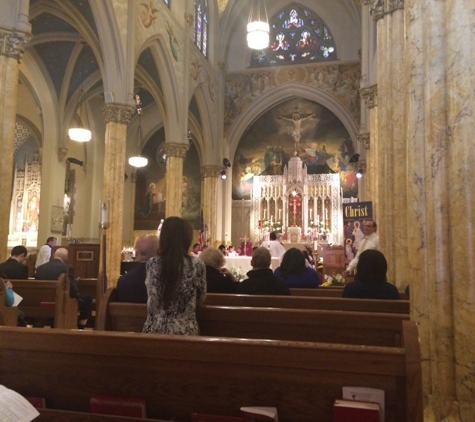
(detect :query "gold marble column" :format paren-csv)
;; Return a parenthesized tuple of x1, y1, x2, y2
(164, 143, 189, 217)
(201, 165, 221, 245)
(372, 1, 407, 287)
(101, 103, 135, 287)
(359, 84, 377, 203)
(0, 29, 30, 261)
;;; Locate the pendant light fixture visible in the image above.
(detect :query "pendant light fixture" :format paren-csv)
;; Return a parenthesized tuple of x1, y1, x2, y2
(247, 0, 270, 50)
(128, 94, 148, 168)
(69, 42, 92, 142)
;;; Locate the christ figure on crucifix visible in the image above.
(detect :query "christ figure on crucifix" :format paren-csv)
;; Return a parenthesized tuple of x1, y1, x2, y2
(279, 112, 317, 155)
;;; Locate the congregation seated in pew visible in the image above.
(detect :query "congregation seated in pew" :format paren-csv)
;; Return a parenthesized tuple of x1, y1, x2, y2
(35, 247, 92, 329)
(342, 249, 400, 300)
(274, 248, 320, 288)
(236, 247, 290, 296)
(116, 234, 159, 303)
(199, 247, 238, 293)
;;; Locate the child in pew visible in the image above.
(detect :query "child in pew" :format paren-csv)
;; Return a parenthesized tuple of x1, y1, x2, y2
(143, 217, 206, 335)
(342, 250, 400, 300)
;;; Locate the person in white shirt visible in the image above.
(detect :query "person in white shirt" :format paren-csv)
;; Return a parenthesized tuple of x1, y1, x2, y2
(227, 245, 239, 257)
(344, 220, 379, 275)
(35, 236, 57, 269)
(260, 232, 286, 260)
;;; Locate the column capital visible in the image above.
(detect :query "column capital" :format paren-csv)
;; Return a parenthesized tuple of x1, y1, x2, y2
(102, 103, 135, 125)
(185, 13, 194, 28)
(57, 147, 68, 162)
(389, 0, 404, 13)
(201, 165, 222, 179)
(370, 0, 385, 20)
(360, 85, 378, 108)
(164, 142, 189, 158)
(0, 29, 31, 61)
(358, 132, 371, 150)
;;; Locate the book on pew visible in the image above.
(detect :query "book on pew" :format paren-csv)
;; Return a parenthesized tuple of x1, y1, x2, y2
(240, 406, 278, 421)
(89, 395, 146, 418)
(0, 385, 40, 422)
(191, 413, 243, 422)
(333, 399, 380, 422)
(342, 386, 385, 422)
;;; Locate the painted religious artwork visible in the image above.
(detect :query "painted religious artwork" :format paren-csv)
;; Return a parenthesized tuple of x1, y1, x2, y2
(343, 201, 373, 263)
(134, 128, 201, 230)
(232, 97, 358, 200)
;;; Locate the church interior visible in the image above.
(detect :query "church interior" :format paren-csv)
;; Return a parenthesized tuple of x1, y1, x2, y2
(0, 0, 474, 420)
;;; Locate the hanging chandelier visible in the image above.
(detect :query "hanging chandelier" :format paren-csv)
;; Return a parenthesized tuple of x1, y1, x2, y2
(247, 0, 270, 50)
(69, 43, 91, 142)
(128, 94, 148, 168)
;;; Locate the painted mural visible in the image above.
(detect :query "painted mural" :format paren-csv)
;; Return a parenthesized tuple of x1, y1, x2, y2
(134, 129, 201, 230)
(232, 97, 358, 200)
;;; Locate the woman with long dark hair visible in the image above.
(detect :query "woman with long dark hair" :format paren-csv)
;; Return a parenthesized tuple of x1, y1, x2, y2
(143, 217, 206, 335)
(274, 247, 320, 288)
(342, 249, 399, 299)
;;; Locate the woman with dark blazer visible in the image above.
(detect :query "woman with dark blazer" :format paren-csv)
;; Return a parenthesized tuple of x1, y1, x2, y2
(274, 248, 320, 288)
(342, 249, 400, 300)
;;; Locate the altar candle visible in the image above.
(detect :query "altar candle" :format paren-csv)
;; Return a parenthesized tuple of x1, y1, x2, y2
(264, 209, 267, 219)
(278, 209, 282, 219)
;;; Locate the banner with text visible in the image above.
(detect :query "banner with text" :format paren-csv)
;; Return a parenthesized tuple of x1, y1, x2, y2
(343, 202, 373, 263)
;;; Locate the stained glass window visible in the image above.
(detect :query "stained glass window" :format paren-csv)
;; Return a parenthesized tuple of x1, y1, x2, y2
(250, 3, 336, 67)
(194, 0, 208, 57)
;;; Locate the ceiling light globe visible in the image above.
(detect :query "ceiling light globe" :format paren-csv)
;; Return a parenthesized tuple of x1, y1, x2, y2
(69, 128, 91, 142)
(247, 21, 270, 50)
(129, 156, 148, 168)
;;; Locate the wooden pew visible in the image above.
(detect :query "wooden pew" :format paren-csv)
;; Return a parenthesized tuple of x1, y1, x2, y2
(204, 293, 410, 314)
(36, 409, 170, 421)
(77, 277, 104, 314)
(97, 288, 409, 347)
(9, 275, 78, 329)
(290, 287, 409, 300)
(0, 278, 18, 326)
(0, 324, 423, 422)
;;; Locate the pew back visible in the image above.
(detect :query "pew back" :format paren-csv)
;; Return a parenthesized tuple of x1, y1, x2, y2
(204, 293, 410, 313)
(98, 289, 409, 347)
(0, 278, 18, 326)
(9, 276, 78, 328)
(290, 287, 409, 300)
(0, 324, 423, 422)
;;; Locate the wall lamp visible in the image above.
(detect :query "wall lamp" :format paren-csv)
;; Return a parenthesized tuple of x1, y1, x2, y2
(222, 158, 231, 168)
(220, 169, 227, 180)
(66, 157, 84, 166)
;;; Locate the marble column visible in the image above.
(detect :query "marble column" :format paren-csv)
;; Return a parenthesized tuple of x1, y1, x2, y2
(201, 165, 221, 245)
(372, 0, 475, 419)
(164, 143, 189, 217)
(101, 103, 135, 287)
(0, 29, 30, 261)
(372, 0, 407, 287)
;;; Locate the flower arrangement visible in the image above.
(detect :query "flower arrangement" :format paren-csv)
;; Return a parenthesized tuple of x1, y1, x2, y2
(230, 267, 246, 282)
(261, 219, 283, 233)
(321, 273, 345, 286)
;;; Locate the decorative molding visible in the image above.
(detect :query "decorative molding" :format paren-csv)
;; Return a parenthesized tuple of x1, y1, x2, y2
(184, 13, 194, 28)
(358, 133, 370, 150)
(389, 0, 404, 12)
(360, 85, 377, 108)
(164, 142, 188, 158)
(57, 147, 68, 162)
(370, 0, 385, 20)
(0, 30, 31, 61)
(101, 103, 135, 124)
(201, 165, 222, 178)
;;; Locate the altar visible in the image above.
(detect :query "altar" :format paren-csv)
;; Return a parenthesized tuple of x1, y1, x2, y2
(224, 256, 280, 273)
(251, 156, 344, 246)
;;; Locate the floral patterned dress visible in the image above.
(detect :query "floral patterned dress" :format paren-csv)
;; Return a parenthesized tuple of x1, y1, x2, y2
(143, 255, 206, 335)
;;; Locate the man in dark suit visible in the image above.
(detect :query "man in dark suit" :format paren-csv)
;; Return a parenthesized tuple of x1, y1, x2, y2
(0, 245, 28, 280)
(117, 234, 159, 303)
(36, 247, 92, 329)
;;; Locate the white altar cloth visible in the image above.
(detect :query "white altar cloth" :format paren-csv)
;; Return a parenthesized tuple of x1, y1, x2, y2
(224, 256, 280, 272)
